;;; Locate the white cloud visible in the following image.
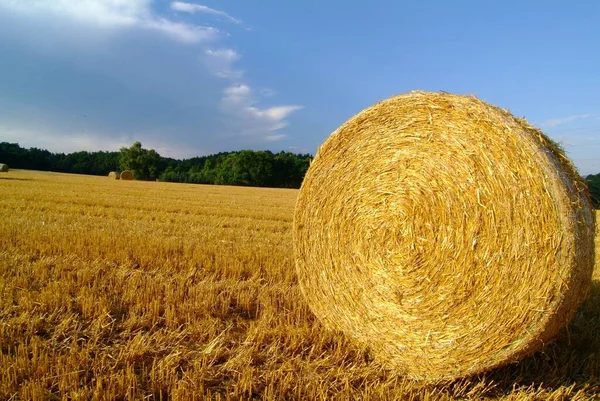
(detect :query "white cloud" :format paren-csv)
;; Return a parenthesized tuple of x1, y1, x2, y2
(0, 0, 304, 150)
(222, 83, 252, 103)
(0, 123, 205, 159)
(0, 0, 219, 44)
(247, 105, 302, 121)
(539, 114, 593, 129)
(0, 0, 146, 27)
(204, 48, 243, 78)
(0, 124, 128, 154)
(171, 2, 241, 24)
(221, 84, 302, 141)
(147, 18, 219, 43)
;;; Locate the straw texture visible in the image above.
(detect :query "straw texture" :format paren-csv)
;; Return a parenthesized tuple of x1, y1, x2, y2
(0, 164, 8, 172)
(120, 170, 133, 180)
(108, 171, 120, 180)
(293, 91, 595, 381)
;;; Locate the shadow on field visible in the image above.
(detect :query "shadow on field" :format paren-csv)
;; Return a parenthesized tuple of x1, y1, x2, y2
(449, 279, 600, 397)
(0, 177, 34, 182)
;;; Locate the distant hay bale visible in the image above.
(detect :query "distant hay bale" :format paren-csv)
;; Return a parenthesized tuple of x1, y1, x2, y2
(120, 170, 133, 180)
(293, 91, 595, 381)
(0, 164, 8, 172)
(108, 171, 120, 180)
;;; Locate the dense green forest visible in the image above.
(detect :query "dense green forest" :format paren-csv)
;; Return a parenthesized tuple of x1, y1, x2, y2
(0, 142, 312, 189)
(587, 173, 600, 209)
(1, 141, 599, 206)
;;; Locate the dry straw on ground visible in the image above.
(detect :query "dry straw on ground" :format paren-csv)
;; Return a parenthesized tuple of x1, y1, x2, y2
(120, 170, 133, 180)
(108, 171, 120, 180)
(293, 91, 596, 382)
(0, 163, 8, 172)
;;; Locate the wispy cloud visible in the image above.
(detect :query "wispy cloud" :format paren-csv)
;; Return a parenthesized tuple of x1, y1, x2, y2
(0, 124, 129, 154)
(0, 0, 303, 151)
(171, 2, 241, 24)
(539, 114, 593, 129)
(0, 0, 219, 44)
(204, 48, 243, 78)
(146, 18, 218, 44)
(204, 43, 303, 141)
(0, 123, 207, 159)
(221, 84, 303, 141)
(260, 88, 278, 97)
(265, 134, 287, 142)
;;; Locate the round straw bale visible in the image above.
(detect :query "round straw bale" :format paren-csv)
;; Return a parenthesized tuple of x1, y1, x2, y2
(293, 91, 595, 381)
(108, 171, 120, 180)
(120, 170, 133, 180)
(0, 163, 8, 172)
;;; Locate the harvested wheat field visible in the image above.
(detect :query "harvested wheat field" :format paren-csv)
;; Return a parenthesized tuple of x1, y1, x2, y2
(0, 170, 599, 400)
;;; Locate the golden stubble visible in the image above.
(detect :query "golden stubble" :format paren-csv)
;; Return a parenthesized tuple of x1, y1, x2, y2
(0, 169, 598, 400)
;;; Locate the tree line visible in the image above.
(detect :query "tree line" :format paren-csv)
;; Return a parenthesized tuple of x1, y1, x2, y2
(587, 174, 600, 209)
(1, 141, 599, 206)
(0, 142, 312, 189)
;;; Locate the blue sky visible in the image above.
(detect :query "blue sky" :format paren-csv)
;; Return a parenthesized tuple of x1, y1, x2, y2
(0, 1, 599, 174)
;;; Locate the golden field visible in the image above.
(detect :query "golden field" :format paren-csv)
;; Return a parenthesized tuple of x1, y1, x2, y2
(0, 169, 598, 400)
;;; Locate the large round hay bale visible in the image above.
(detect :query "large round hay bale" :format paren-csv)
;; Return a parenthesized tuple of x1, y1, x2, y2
(0, 163, 8, 172)
(293, 91, 595, 381)
(120, 170, 133, 180)
(108, 171, 120, 180)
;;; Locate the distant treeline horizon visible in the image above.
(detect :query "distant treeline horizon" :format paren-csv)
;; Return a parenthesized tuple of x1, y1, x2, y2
(1, 141, 599, 207)
(0, 142, 312, 189)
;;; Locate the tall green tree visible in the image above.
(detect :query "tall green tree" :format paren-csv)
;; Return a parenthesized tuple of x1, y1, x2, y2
(119, 142, 162, 181)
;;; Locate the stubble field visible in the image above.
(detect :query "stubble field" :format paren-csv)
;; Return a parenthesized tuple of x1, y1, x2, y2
(0, 169, 599, 400)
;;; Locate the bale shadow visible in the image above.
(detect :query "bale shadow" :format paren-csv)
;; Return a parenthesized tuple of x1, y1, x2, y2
(448, 279, 600, 398)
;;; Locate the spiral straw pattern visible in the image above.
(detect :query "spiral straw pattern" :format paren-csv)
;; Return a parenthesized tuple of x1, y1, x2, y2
(293, 91, 595, 381)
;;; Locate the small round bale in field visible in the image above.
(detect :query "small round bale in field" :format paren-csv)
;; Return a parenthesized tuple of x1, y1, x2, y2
(293, 91, 595, 381)
(0, 163, 8, 172)
(120, 170, 133, 180)
(108, 171, 120, 180)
